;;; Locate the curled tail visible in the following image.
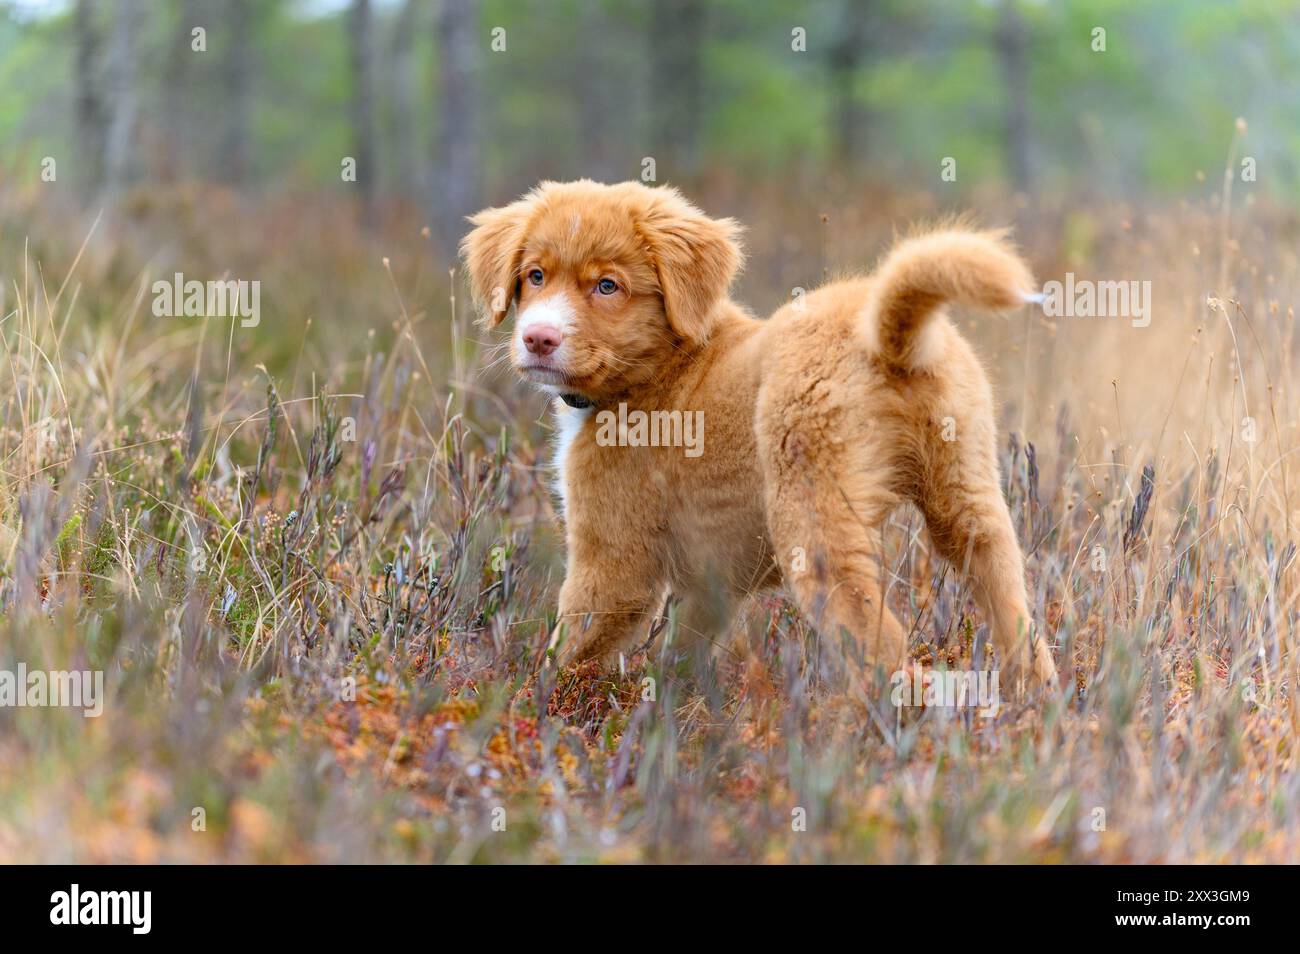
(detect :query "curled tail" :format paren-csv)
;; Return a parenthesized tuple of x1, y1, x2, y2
(864, 228, 1036, 370)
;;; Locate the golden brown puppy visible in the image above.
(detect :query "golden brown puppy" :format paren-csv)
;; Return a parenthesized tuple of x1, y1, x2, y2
(463, 180, 1058, 691)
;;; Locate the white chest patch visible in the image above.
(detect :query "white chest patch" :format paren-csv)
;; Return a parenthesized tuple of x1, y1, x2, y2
(551, 399, 592, 516)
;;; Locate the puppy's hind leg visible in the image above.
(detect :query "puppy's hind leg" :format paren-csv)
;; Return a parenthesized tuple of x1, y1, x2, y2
(913, 398, 1058, 693)
(668, 582, 737, 666)
(761, 446, 908, 683)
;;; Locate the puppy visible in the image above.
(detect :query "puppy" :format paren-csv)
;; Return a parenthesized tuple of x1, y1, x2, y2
(463, 180, 1058, 691)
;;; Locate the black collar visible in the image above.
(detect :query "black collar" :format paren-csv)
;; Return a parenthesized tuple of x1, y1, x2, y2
(558, 392, 593, 409)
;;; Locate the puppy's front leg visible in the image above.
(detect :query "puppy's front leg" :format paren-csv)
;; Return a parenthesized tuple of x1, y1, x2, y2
(551, 543, 665, 671)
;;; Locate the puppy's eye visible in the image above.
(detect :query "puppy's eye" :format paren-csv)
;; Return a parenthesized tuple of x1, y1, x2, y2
(596, 277, 619, 296)
(527, 268, 544, 286)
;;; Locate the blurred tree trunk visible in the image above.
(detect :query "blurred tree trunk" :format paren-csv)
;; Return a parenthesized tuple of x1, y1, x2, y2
(576, 2, 616, 182)
(73, 0, 104, 196)
(829, 0, 872, 170)
(162, 0, 199, 183)
(102, 0, 142, 193)
(649, 0, 704, 179)
(390, 0, 421, 199)
(433, 0, 482, 251)
(220, 0, 252, 185)
(349, 0, 376, 228)
(995, 0, 1033, 191)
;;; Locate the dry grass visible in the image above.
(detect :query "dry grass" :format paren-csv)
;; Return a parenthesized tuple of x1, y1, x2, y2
(0, 172, 1296, 864)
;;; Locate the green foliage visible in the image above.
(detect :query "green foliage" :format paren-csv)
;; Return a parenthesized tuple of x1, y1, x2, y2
(0, 0, 1296, 200)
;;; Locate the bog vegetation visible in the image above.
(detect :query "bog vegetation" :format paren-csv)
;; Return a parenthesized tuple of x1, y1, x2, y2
(0, 0, 1296, 862)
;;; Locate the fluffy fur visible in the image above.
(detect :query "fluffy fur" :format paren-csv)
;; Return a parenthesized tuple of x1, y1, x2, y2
(462, 180, 1058, 691)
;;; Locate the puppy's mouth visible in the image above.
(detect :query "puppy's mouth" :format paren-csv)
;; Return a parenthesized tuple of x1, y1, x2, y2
(516, 351, 608, 397)
(517, 362, 574, 385)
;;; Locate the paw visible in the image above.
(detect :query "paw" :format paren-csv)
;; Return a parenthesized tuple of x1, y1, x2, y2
(998, 648, 1054, 699)
(1033, 649, 1060, 691)
(549, 627, 579, 670)
(548, 627, 612, 673)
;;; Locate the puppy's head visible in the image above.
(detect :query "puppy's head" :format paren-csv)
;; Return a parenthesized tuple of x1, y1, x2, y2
(461, 180, 742, 399)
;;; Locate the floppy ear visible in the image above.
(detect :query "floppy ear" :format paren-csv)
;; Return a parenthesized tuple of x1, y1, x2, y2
(639, 190, 744, 345)
(460, 195, 535, 327)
